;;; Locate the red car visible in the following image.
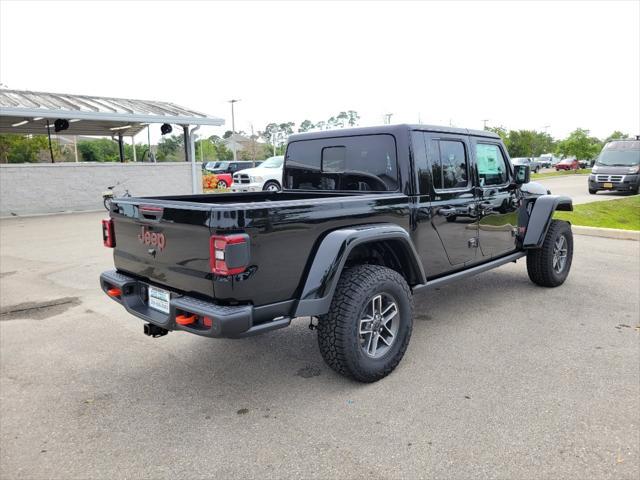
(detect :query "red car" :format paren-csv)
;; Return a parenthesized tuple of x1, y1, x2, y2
(555, 158, 580, 171)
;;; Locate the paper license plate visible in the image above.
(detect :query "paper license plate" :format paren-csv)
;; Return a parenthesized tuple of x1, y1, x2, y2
(148, 285, 170, 314)
(604, 182, 613, 189)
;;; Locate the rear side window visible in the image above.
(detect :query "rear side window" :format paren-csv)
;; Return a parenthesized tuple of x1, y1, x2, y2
(476, 144, 509, 186)
(284, 134, 398, 191)
(430, 139, 469, 189)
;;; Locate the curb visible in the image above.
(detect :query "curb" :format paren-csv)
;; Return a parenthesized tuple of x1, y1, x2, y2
(572, 225, 639, 241)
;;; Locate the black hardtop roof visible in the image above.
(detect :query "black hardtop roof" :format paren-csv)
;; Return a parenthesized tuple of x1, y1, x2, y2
(287, 123, 500, 143)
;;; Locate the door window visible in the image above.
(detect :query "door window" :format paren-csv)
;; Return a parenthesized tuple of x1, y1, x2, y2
(476, 144, 509, 186)
(430, 139, 469, 189)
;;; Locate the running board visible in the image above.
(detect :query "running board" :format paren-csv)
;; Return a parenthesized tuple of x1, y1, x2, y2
(413, 251, 526, 292)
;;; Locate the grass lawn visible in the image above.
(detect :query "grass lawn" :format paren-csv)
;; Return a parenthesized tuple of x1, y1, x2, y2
(532, 168, 591, 179)
(554, 195, 640, 231)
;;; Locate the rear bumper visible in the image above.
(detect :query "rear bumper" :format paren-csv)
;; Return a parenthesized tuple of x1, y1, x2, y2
(100, 270, 291, 338)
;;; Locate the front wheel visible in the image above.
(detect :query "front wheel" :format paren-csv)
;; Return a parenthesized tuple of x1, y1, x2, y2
(526, 220, 573, 287)
(317, 265, 414, 382)
(262, 180, 280, 192)
(588, 188, 597, 195)
(217, 179, 228, 189)
(103, 197, 111, 211)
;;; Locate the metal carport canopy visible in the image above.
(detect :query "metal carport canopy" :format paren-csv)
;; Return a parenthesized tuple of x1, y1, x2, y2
(0, 89, 224, 137)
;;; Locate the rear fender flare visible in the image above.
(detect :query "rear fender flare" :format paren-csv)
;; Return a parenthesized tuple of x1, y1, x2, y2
(294, 224, 425, 317)
(522, 195, 573, 248)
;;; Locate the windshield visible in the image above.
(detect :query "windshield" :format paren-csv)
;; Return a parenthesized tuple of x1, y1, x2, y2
(596, 141, 640, 166)
(261, 156, 284, 168)
(211, 162, 229, 170)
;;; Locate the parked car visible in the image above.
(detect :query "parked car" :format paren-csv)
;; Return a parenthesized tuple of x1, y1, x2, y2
(555, 158, 580, 171)
(578, 159, 590, 169)
(204, 161, 257, 175)
(231, 155, 284, 192)
(100, 124, 573, 383)
(588, 138, 640, 194)
(511, 157, 541, 173)
(535, 157, 551, 168)
(540, 153, 562, 166)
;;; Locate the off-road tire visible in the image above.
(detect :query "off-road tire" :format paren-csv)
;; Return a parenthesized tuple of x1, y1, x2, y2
(526, 220, 573, 287)
(317, 264, 414, 382)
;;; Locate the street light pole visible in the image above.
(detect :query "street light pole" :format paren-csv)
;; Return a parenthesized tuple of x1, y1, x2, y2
(228, 99, 241, 161)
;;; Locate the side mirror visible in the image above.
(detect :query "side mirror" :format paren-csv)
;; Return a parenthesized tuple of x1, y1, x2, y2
(513, 164, 530, 185)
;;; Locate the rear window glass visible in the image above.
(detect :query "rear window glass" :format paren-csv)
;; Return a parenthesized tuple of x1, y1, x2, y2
(284, 134, 398, 191)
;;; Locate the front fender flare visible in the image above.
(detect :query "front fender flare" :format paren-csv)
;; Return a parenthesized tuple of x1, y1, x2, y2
(294, 224, 425, 317)
(522, 195, 573, 248)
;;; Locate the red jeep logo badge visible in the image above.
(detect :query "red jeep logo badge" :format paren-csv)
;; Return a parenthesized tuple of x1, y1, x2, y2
(138, 226, 165, 251)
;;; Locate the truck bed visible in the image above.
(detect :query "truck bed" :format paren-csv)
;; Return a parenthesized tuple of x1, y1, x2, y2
(109, 190, 417, 309)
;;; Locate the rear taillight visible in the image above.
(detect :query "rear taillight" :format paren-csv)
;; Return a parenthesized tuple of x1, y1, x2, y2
(209, 234, 250, 276)
(102, 219, 115, 248)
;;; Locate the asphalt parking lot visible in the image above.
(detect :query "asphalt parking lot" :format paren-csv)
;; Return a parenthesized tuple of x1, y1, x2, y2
(1, 212, 638, 479)
(536, 173, 635, 205)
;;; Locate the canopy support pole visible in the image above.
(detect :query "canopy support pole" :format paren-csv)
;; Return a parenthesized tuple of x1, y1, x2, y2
(118, 134, 125, 163)
(46, 119, 55, 163)
(189, 125, 200, 194)
(183, 126, 190, 162)
(132, 135, 137, 162)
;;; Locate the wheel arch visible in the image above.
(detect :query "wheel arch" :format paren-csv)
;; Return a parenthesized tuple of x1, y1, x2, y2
(522, 195, 573, 248)
(294, 224, 425, 317)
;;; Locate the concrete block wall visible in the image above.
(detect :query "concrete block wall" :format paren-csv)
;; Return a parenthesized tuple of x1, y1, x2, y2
(0, 162, 202, 217)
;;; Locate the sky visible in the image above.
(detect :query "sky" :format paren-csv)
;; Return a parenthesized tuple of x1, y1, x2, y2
(1, 0, 639, 143)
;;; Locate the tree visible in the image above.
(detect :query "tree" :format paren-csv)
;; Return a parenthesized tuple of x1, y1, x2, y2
(278, 122, 295, 137)
(347, 110, 360, 127)
(156, 134, 184, 161)
(298, 120, 315, 133)
(214, 143, 233, 161)
(336, 111, 349, 127)
(195, 138, 218, 162)
(0, 134, 51, 163)
(485, 126, 509, 145)
(506, 130, 555, 157)
(604, 131, 629, 143)
(223, 130, 234, 139)
(315, 120, 326, 131)
(556, 128, 602, 160)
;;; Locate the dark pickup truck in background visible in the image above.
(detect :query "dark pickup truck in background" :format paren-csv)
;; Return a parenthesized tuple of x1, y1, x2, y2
(101, 124, 574, 382)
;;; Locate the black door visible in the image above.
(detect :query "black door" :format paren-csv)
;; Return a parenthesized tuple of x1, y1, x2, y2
(470, 139, 519, 258)
(421, 133, 479, 267)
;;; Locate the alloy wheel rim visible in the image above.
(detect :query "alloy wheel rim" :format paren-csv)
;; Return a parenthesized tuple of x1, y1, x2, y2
(359, 293, 399, 358)
(267, 184, 279, 191)
(552, 234, 568, 273)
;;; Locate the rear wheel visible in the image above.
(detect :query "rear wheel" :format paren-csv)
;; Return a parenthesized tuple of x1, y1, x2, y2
(317, 265, 413, 382)
(217, 179, 228, 189)
(526, 220, 573, 287)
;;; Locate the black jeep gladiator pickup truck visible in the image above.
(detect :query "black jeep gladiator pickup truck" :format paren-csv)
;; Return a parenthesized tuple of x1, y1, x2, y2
(101, 124, 573, 382)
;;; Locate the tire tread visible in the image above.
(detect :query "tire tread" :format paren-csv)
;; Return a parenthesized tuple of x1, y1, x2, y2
(317, 264, 413, 382)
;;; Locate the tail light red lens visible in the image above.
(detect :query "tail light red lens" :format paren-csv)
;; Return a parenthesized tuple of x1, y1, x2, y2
(209, 234, 249, 276)
(102, 219, 115, 248)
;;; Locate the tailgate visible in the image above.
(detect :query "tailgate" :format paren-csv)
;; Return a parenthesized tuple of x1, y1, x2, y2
(110, 200, 214, 298)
